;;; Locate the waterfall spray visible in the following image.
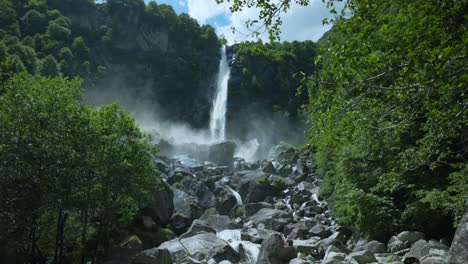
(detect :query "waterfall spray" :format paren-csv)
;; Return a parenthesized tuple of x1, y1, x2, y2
(209, 45, 231, 142)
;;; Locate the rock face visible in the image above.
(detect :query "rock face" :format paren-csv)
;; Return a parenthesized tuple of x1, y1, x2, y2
(447, 201, 468, 264)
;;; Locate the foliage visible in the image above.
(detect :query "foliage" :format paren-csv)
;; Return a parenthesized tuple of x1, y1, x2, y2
(0, 73, 160, 263)
(307, 0, 467, 240)
(0, 0, 221, 128)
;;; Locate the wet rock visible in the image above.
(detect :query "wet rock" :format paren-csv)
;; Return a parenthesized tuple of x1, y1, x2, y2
(172, 188, 198, 219)
(257, 233, 297, 264)
(131, 248, 173, 264)
(323, 245, 347, 261)
(147, 181, 174, 226)
(213, 183, 238, 216)
(245, 202, 273, 217)
(447, 201, 468, 264)
(293, 238, 321, 255)
(353, 240, 386, 254)
(289, 258, 308, 264)
(241, 228, 280, 244)
(198, 214, 240, 231)
(397, 231, 425, 245)
(170, 213, 191, 235)
(158, 233, 240, 263)
(388, 236, 411, 254)
(263, 161, 277, 174)
(405, 239, 448, 261)
(179, 219, 216, 239)
(349, 250, 378, 264)
(208, 141, 236, 166)
(249, 208, 293, 231)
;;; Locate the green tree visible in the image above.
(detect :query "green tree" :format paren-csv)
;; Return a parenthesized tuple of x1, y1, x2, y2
(71, 37, 89, 59)
(40, 55, 60, 76)
(21, 9, 47, 35)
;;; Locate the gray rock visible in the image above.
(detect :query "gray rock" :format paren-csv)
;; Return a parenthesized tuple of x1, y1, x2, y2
(388, 236, 411, 253)
(241, 228, 280, 244)
(245, 202, 274, 217)
(131, 248, 173, 264)
(158, 233, 239, 263)
(263, 161, 277, 173)
(321, 259, 344, 264)
(293, 238, 321, 255)
(406, 239, 448, 260)
(257, 233, 297, 264)
(208, 141, 236, 166)
(147, 181, 174, 225)
(397, 231, 425, 245)
(249, 208, 292, 231)
(179, 219, 216, 239)
(349, 250, 378, 264)
(289, 258, 308, 264)
(447, 201, 468, 264)
(353, 240, 386, 254)
(420, 256, 446, 264)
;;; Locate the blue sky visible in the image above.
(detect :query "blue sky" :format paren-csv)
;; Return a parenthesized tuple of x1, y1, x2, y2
(98, 0, 339, 44)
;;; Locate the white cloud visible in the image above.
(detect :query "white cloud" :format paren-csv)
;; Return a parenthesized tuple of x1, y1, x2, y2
(184, 0, 338, 44)
(185, 0, 230, 24)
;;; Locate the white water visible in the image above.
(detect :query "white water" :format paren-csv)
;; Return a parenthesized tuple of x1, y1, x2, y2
(217, 229, 260, 263)
(209, 45, 231, 142)
(223, 184, 243, 206)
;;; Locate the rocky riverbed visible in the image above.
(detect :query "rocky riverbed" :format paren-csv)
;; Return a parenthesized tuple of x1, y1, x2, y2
(109, 142, 468, 264)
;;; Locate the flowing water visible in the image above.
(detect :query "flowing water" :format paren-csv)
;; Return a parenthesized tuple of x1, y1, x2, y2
(209, 45, 231, 142)
(216, 229, 260, 263)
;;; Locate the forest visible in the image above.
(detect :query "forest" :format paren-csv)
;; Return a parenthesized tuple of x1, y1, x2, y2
(0, 0, 466, 263)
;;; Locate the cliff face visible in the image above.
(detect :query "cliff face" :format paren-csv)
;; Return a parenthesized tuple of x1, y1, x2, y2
(49, 0, 221, 128)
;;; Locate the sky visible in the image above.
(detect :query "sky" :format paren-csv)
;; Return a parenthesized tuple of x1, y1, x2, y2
(99, 0, 340, 44)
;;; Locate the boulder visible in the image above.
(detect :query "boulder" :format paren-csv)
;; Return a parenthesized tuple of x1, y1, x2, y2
(289, 258, 308, 264)
(249, 208, 293, 231)
(147, 181, 174, 226)
(245, 202, 273, 217)
(213, 183, 238, 216)
(257, 233, 297, 264)
(405, 239, 448, 261)
(241, 228, 280, 244)
(131, 248, 173, 264)
(292, 238, 321, 255)
(208, 141, 236, 166)
(179, 219, 216, 239)
(262, 161, 277, 174)
(388, 236, 411, 253)
(238, 171, 284, 203)
(353, 240, 386, 254)
(157, 233, 240, 263)
(349, 250, 378, 264)
(397, 231, 425, 245)
(447, 201, 468, 264)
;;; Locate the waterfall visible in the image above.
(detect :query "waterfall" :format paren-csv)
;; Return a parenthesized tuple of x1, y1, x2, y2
(209, 45, 231, 142)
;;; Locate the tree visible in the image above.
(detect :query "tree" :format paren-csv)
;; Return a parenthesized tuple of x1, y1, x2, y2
(72, 37, 90, 59)
(40, 55, 60, 76)
(0, 74, 160, 262)
(21, 9, 47, 35)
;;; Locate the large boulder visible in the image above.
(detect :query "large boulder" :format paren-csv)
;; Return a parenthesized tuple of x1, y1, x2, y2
(257, 233, 297, 264)
(405, 240, 448, 263)
(147, 181, 174, 226)
(208, 141, 236, 166)
(447, 201, 468, 264)
(157, 233, 240, 263)
(213, 183, 238, 216)
(238, 171, 286, 203)
(131, 248, 173, 264)
(349, 250, 378, 264)
(249, 208, 293, 231)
